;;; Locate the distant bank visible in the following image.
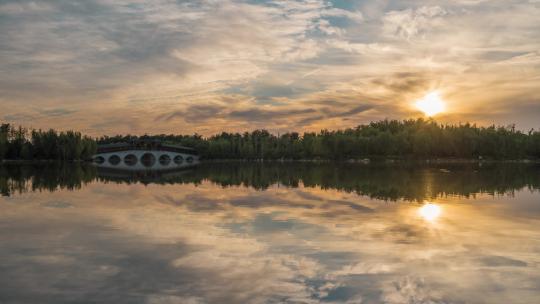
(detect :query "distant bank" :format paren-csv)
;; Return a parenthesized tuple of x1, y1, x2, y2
(2, 118, 540, 161)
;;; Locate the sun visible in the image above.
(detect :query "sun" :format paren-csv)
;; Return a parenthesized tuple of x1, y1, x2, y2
(415, 91, 446, 117)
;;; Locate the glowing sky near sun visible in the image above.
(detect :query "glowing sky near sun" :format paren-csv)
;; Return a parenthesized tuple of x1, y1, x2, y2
(0, 0, 539, 135)
(415, 91, 446, 117)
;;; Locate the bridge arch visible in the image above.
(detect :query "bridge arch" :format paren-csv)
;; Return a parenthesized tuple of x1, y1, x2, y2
(124, 154, 137, 166)
(109, 155, 121, 165)
(174, 155, 184, 165)
(141, 153, 156, 167)
(159, 154, 171, 165)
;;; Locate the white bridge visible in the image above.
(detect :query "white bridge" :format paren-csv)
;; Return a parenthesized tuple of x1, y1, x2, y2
(93, 141, 199, 170)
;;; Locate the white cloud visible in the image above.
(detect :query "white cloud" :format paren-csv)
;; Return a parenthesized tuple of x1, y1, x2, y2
(383, 6, 448, 40)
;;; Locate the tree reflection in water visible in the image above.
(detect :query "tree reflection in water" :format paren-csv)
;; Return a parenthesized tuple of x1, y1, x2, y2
(1, 162, 539, 201)
(1, 161, 540, 304)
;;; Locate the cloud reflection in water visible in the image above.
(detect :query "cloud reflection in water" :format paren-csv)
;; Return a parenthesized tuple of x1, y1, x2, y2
(0, 163, 539, 303)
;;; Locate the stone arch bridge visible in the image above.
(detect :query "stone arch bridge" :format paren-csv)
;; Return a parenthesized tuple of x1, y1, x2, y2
(93, 141, 199, 170)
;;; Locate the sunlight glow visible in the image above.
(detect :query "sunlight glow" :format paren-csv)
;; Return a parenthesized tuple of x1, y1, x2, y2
(419, 203, 441, 221)
(415, 91, 446, 116)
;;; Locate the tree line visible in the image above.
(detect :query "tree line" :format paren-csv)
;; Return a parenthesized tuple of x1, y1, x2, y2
(0, 123, 96, 161)
(3, 119, 540, 161)
(99, 119, 540, 160)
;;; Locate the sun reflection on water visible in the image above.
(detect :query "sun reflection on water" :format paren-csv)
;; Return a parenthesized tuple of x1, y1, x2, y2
(419, 203, 442, 221)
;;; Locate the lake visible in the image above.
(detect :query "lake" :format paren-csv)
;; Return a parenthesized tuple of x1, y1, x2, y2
(1, 162, 539, 303)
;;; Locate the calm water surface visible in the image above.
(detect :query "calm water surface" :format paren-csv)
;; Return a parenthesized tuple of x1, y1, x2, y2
(1, 162, 540, 304)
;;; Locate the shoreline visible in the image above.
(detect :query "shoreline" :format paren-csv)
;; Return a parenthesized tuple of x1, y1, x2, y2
(0, 159, 90, 164)
(201, 158, 540, 164)
(2, 158, 539, 164)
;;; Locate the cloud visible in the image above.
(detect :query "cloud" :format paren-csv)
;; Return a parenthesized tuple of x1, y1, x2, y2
(371, 72, 431, 94)
(153, 100, 375, 130)
(2, 113, 36, 122)
(382, 276, 448, 304)
(39, 108, 78, 117)
(334, 104, 373, 117)
(297, 115, 326, 126)
(477, 255, 528, 267)
(156, 104, 226, 123)
(229, 108, 316, 122)
(383, 6, 448, 40)
(0, 0, 539, 134)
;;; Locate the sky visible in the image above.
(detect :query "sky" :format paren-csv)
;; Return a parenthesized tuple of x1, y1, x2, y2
(1, 0, 539, 136)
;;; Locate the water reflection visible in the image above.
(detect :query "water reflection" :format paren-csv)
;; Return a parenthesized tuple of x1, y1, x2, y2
(1, 162, 539, 201)
(0, 162, 539, 303)
(419, 203, 442, 222)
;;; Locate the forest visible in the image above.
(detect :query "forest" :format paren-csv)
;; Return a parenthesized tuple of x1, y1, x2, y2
(99, 119, 540, 160)
(0, 123, 96, 161)
(2, 119, 540, 161)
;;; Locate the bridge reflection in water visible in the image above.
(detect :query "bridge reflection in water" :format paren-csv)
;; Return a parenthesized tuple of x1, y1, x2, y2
(93, 140, 199, 170)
